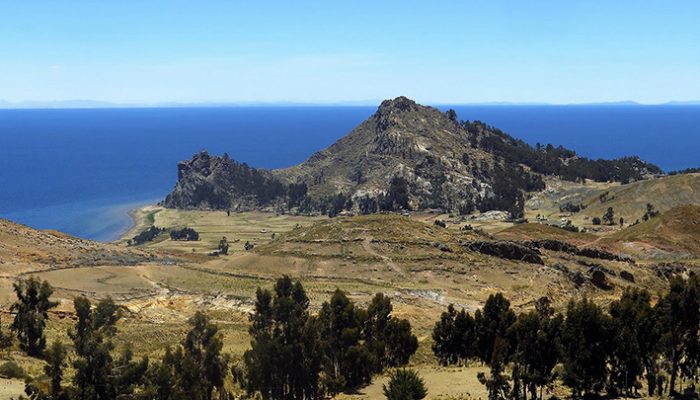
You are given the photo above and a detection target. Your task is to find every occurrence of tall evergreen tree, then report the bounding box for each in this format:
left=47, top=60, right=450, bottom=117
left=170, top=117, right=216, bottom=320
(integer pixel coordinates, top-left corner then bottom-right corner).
left=44, top=340, right=68, bottom=398
left=561, top=298, right=611, bottom=397
left=508, top=297, right=563, bottom=400
left=317, top=289, right=373, bottom=393
left=656, top=274, right=700, bottom=394
left=474, top=293, right=516, bottom=364
left=10, top=277, right=58, bottom=356
left=608, top=288, right=659, bottom=396
left=244, top=276, right=321, bottom=400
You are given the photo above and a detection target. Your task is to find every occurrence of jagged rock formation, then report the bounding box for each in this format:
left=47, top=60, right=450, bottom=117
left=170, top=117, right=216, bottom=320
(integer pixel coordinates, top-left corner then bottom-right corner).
left=163, top=97, right=661, bottom=214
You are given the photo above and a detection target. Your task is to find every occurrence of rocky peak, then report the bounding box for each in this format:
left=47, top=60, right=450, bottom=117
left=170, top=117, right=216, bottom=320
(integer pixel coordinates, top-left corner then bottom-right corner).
left=377, top=96, right=419, bottom=114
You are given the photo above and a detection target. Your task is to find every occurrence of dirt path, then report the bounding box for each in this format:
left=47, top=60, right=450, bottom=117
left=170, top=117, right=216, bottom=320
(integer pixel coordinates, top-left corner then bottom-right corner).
left=361, top=239, right=406, bottom=278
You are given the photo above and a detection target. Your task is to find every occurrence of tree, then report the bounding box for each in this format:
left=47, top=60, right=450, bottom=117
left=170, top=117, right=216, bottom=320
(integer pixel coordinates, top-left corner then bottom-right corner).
left=603, top=207, right=615, bottom=225
left=655, top=274, right=700, bottom=394
left=474, top=293, right=516, bottom=365
left=508, top=297, right=563, bottom=400
left=432, top=305, right=477, bottom=366
left=69, top=296, right=145, bottom=400
left=478, top=337, right=511, bottom=400
left=383, top=369, right=427, bottom=400
left=162, top=312, right=228, bottom=400
left=44, top=340, right=68, bottom=398
left=364, top=293, right=418, bottom=371
left=561, top=298, right=611, bottom=397
left=608, top=288, right=659, bottom=396
left=358, top=196, right=379, bottom=215
left=10, top=277, right=58, bottom=356
left=243, top=276, right=321, bottom=400
left=317, top=289, right=373, bottom=393
left=592, top=217, right=602, bottom=225
left=643, top=203, right=659, bottom=221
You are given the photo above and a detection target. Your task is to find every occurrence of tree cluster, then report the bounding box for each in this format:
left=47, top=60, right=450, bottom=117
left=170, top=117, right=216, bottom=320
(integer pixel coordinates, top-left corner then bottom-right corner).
left=7, top=278, right=229, bottom=400
left=128, top=226, right=164, bottom=246
left=432, top=276, right=700, bottom=399
left=241, top=277, right=418, bottom=399
left=464, top=120, right=662, bottom=184
left=169, top=227, right=199, bottom=241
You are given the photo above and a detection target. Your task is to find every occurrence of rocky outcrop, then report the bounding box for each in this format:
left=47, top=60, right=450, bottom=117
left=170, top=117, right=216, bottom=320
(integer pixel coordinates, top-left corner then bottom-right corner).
left=163, top=151, right=285, bottom=210
left=464, top=240, right=544, bottom=264
left=524, top=239, right=633, bottom=263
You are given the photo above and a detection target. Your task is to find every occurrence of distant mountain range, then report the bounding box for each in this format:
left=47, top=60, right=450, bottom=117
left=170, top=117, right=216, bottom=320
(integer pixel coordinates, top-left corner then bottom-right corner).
left=1, top=99, right=699, bottom=109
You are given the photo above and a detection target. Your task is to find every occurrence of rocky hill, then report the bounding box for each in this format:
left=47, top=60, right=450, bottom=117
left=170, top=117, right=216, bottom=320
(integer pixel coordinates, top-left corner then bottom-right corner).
left=163, top=97, right=661, bottom=216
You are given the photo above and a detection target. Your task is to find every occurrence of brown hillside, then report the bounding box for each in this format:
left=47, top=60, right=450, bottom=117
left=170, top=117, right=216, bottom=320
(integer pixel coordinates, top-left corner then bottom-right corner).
left=0, top=218, right=157, bottom=272
left=605, top=204, right=700, bottom=257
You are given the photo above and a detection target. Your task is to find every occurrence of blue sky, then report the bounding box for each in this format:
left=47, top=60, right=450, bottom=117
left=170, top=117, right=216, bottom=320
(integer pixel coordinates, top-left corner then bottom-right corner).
left=1, top=1, right=698, bottom=104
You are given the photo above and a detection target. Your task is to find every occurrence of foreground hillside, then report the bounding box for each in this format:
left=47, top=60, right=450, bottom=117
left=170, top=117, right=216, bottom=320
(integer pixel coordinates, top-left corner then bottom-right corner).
left=1, top=201, right=700, bottom=398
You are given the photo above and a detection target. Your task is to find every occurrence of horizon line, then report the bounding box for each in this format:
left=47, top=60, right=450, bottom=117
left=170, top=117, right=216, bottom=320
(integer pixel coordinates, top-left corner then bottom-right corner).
left=1, top=98, right=700, bottom=110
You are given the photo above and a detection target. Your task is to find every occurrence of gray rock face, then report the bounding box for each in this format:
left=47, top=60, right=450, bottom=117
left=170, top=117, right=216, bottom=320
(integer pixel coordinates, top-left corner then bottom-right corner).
left=163, top=151, right=283, bottom=210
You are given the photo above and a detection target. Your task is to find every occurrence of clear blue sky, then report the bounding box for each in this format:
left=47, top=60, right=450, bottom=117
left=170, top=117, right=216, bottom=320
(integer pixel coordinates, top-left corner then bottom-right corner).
left=1, top=1, right=698, bottom=104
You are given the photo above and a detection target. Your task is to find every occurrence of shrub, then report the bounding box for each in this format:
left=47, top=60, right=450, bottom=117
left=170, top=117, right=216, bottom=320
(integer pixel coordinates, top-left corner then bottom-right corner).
left=383, top=369, right=427, bottom=400
left=0, top=361, right=26, bottom=379
left=170, top=227, right=199, bottom=241
left=129, top=226, right=163, bottom=245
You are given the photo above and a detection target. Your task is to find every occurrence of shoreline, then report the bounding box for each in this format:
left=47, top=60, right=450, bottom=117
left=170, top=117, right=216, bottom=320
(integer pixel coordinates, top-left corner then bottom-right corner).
left=115, top=204, right=163, bottom=244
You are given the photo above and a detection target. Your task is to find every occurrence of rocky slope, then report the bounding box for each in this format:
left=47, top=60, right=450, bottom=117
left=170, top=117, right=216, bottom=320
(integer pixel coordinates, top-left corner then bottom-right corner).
left=163, top=97, right=661, bottom=215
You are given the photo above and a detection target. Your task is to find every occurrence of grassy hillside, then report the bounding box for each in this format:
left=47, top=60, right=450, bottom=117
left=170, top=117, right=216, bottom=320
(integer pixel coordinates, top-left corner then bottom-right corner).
left=603, top=204, right=700, bottom=257
left=580, top=173, right=700, bottom=223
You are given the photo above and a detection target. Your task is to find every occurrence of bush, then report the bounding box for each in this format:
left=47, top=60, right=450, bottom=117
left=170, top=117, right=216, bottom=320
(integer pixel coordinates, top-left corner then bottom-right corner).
left=0, top=361, right=27, bottom=379
left=129, top=226, right=163, bottom=246
left=170, top=227, right=199, bottom=241
left=592, top=217, right=602, bottom=225
left=383, top=369, right=427, bottom=400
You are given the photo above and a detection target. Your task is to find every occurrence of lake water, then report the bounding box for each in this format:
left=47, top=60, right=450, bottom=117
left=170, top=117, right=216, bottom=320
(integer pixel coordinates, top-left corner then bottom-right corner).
left=1, top=105, right=698, bottom=241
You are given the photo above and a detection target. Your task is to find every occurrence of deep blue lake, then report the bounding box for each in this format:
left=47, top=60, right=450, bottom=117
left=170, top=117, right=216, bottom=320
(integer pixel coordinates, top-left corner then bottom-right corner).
left=1, top=105, right=698, bottom=241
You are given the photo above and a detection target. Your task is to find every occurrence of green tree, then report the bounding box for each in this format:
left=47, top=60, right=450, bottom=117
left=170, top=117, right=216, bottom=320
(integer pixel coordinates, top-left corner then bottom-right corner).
left=561, top=298, right=611, bottom=397
left=478, top=337, right=511, bottom=400
left=432, top=305, right=479, bottom=366
left=603, top=207, right=615, bottom=225
left=318, top=289, right=373, bottom=393
left=69, top=296, right=145, bottom=400
left=474, top=293, right=516, bottom=365
left=44, top=340, right=68, bottom=398
left=508, top=297, right=563, bottom=400
left=10, top=277, right=58, bottom=357
left=243, top=276, right=321, bottom=400
left=159, top=312, right=228, bottom=400
left=608, top=288, right=659, bottom=396
left=655, top=274, right=700, bottom=394
left=383, top=369, right=427, bottom=400
left=364, top=293, right=418, bottom=371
